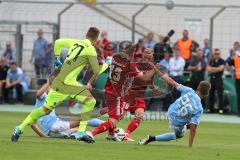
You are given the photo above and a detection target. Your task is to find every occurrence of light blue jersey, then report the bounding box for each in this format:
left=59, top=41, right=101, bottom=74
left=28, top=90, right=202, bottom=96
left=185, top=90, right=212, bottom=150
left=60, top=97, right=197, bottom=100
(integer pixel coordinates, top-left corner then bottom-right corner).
left=35, top=93, right=58, bottom=135
left=168, top=85, right=203, bottom=126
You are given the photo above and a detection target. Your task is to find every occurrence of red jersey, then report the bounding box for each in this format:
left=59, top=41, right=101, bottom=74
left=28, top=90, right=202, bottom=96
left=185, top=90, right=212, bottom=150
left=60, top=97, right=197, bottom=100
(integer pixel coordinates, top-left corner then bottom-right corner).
left=96, top=38, right=112, bottom=58
left=105, top=54, right=137, bottom=97
left=126, top=62, right=154, bottom=105
left=134, top=46, right=145, bottom=62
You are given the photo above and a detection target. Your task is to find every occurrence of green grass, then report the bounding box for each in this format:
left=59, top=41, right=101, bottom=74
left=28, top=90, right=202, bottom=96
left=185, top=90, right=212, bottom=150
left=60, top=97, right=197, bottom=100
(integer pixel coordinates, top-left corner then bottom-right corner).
left=0, top=111, right=240, bottom=160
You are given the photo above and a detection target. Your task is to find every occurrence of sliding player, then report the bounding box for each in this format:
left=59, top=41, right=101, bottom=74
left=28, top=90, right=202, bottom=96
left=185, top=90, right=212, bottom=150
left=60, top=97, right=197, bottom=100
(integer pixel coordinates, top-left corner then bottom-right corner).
left=139, top=67, right=211, bottom=148
left=31, top=78, right=104, bottom=138
left=11, top=27, right=107, bottom=142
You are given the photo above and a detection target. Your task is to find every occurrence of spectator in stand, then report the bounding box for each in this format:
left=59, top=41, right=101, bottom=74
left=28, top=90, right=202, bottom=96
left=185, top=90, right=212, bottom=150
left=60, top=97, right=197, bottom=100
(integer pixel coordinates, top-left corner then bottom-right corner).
left=154, top=35, right=172, bottom=63
left=206, top=48, right=225, bottom=114
left=144, top=32, right=156, bottom=49
left=226, top=44, right=240, bottom=117
left=176, top=29, right=197, bottom=68
left=187, top=48, right=206, bottom=91
left=190, top=40, right=199, bottom=56
left=1, top=41, right=16, bottom=65
left=96, top=31, right=112, bottom=58
left=159, top=52, right=170, bottom=75
left=0, top=57, right=9, bottom=103
left=43, top=43, right=53, bottom=76
left=6, top=61, right=29, bottom=103
left=226, top=42, right=240, bottom=73
left=30, top=29, right=48, bottom=77
left=229, top=41, right=240, bottom=58
left=169, top=46, right=185, bottom=99
left=134, top=39, right=145, bottom=62
left=203, top=38, right=211, bottom=64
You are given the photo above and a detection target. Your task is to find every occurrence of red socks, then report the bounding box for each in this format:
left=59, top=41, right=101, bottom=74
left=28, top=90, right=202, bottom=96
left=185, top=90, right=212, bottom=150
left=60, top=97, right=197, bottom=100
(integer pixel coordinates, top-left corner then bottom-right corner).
left=108, top=127, right=115, bottom=136
left=91, top=121, right=114, bottom=136
left=126, top=117, right=142, bottom=134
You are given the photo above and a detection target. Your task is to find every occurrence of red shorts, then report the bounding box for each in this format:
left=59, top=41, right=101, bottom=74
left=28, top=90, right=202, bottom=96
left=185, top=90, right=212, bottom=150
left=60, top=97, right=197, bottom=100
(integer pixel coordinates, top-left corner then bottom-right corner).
left=127, top=98, right=146, bottom=114
left=105, top=82, right=128, bottom=121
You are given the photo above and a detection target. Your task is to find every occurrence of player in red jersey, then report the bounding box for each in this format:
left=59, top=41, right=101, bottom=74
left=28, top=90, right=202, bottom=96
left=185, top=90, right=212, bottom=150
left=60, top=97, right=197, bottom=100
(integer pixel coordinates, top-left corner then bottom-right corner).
left=87, top=42, right=151, bottom=142
left=123, top=48, right=156, bottom=141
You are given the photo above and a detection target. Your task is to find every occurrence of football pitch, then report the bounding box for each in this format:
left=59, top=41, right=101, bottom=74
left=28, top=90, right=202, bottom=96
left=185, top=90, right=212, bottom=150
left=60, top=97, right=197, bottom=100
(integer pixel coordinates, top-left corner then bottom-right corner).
left=0, top=111, right=240, bottom=160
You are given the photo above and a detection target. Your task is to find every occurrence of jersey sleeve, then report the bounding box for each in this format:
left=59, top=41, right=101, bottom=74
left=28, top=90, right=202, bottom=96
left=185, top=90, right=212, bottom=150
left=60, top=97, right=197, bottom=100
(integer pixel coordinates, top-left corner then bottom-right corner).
left=177, top=84, right=193, bottom=94
left=128, top=62, right=139, bottom=77
left=87, top=46, right=101, bottom=74
left=190, top=110, right=203, bottom=125
left=98, top=63, right=109, bottom=75
left=54, top=39, right=79, bottom=57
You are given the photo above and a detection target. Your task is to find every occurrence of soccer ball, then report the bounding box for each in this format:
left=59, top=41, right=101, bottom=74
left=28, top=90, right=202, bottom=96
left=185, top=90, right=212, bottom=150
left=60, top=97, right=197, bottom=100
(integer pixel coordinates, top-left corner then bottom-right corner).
left=114, top=128, right=126, bottom=140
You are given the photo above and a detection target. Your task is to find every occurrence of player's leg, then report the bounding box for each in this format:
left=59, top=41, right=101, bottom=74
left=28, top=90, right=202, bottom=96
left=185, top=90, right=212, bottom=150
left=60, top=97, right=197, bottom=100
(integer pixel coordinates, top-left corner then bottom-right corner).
left=124, top=108, right=144, bottom=141
left=91, top=95, right=121, bottom=139
left=11, top=89, right=67, bottom=142
left=71, top=89, right=97, bottom=142
left=139, top=125, right=186, bottom=145
left=207, top=82, right=215, bottom=113
left=87, top=118, right=105, bottom=127
left=124, top=99, right=145, bottom=141
left=75, top=95, right=96, bottom=131
left=11, top=106, right=51, bottom=142
left=107, top=99, right=127, bottom=140
left=91, top=116, right=118, bottom=137
left=68, top=117, right=104, bottom=128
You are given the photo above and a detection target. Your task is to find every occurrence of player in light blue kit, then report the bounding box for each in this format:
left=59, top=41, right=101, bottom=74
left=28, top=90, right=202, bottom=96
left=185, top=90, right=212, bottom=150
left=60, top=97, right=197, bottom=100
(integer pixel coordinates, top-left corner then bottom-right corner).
left=139, top=66, right=211, bottom=148
left=31, top=77, right=104, bottom=138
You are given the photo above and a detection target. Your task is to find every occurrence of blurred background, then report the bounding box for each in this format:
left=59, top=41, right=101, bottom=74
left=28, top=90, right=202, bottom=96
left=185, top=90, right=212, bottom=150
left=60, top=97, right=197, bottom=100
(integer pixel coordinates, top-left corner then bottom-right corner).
left=0, top=0, right=240, bottom=118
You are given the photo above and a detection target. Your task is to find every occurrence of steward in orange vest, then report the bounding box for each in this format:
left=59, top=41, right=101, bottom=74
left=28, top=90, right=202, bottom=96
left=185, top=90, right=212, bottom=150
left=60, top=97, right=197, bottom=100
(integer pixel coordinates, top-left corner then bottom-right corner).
left=177, top=38, right=192, bottom=60
left=228, top=52, right=240, bottom=116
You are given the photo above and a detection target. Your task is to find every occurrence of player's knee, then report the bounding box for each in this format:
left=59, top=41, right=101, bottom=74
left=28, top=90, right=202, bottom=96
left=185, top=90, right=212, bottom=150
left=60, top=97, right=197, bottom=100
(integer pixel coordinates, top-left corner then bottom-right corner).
left=175, top=132, right=184, bottom=139
left=109, top=118, right=118, bottom=128
left=43, top=107, right=52, bottom=115
left=135, top=108, right=144, bottom=119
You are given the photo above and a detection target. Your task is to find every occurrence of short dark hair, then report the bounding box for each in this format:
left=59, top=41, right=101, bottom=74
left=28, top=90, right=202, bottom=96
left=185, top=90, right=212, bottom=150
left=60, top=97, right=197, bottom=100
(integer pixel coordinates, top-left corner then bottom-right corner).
left=234, top=41, right=239, bottom=45
left=86, top=27, right=100, bottom=40
left=10, top=61, right=17, bottom=65
left=197, top=81, right=211, bottom=97
left=95, top=46, right=102, bottom=56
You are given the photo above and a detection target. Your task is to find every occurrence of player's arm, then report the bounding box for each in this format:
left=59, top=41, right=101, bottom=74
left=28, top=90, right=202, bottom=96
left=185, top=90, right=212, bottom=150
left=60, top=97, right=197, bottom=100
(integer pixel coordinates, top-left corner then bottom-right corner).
left=87, top=63, right=108, bottom=88
left=207, top=64, right=225, bottom=73
left=31, top=123, right=49, bottom=138
left=87, top=50, right=109, bottom=89
left=54, top=39, right=79, bottom=57
left=153, top=64, right=179, bottom=89
left=134, top=69, right=155, bottom=81
left=36, top=83, right=49, bottom=99
left=189, top=124, right=197, bottom=148
left=187, top=65, right=198, bottom=71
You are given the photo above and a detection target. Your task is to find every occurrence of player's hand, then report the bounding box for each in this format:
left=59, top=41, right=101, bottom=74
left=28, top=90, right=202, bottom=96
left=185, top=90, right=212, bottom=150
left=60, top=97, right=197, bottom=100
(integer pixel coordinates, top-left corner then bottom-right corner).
left=155, top=63, right=160, bottom=69
left=86, top=83, right=93, bottom=91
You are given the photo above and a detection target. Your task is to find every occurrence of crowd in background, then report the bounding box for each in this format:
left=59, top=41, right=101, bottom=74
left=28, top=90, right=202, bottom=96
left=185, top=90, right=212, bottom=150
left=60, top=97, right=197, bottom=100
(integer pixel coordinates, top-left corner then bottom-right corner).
left=95, top=29, right=240, bottom=116
left=0, top=29, right=54, bottom=104
left=1, top=28, right=240, bottom=116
